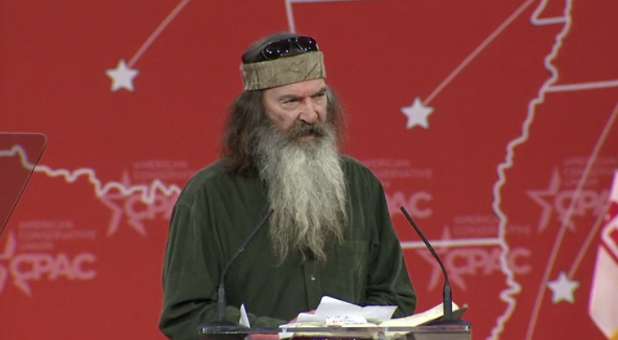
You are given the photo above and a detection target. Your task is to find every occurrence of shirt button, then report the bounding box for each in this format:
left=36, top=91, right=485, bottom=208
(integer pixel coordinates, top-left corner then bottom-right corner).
left=310, top=275, right=316, bottom=281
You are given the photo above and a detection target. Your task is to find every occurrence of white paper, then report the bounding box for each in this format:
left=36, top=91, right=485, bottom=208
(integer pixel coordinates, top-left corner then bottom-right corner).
left=239, top=304, right=251, bottom=327
left=361, top=305, right=398, bottom=323
left=294, top=296, right=397, bottom=325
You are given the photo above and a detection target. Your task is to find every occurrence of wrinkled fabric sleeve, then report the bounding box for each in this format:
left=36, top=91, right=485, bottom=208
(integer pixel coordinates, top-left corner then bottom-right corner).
left=364, top=182, right=417, bottom=317
left=159, top=199, right=284, bottom=340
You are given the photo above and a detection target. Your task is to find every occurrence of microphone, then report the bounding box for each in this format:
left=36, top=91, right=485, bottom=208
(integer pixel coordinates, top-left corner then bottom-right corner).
left=399, top=206, right=455, bottom=322
left=215, top=208, right=274, bottom=324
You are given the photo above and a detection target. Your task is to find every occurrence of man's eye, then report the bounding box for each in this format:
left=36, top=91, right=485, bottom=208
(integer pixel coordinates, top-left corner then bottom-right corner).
left=281, top=100, right=299, bottom=109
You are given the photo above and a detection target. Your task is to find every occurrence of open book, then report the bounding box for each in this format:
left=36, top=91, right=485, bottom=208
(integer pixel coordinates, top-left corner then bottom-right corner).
left=279, top=299, right=467, bottom=339
left=281, top=297, right=467, bottom=328
left=380, top=302, right=468, bottom=327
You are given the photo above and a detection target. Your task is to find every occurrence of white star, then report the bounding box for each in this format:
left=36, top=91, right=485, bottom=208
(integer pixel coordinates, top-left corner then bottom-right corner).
left=527, top=169, right=561, bottom=233
left=401, top=97, right=434, bottom=129
left=547, top=272, right=579, bottom=303
left=100, top=172, right=149, bottom=237
left=106, top=59, right=139, bottom=92
left=0, top=232, right=16, bottom=260
left=416, top=228, right=467, bottom=291
left=0, top=233, right=17, bottom=293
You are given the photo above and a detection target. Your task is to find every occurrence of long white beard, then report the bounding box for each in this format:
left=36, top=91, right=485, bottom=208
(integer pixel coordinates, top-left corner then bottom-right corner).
left=255, top=122, right=347, bottom=262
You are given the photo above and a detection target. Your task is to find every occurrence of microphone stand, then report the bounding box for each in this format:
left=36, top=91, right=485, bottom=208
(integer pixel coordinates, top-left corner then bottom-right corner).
left=400, top=206, right=464, bottom=324
left=202, top=209, right=274, bottom=333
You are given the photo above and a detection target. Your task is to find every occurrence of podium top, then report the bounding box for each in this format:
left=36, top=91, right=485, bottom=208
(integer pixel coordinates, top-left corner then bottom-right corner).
left=199, top=322, right=471, bottom=339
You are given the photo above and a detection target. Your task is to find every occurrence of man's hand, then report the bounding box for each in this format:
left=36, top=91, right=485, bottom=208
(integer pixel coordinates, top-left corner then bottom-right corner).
left=287, top=309, right=315, bottom=324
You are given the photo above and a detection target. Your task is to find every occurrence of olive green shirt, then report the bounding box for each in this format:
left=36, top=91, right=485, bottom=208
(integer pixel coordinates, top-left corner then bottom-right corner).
left=159, top=157, right=416, bottom=339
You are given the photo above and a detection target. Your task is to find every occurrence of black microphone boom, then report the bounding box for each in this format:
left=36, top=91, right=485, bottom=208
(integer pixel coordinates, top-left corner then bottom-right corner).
left=400, top=206, right=454, bottom=322
left=216, top=208, right=274, bottom=323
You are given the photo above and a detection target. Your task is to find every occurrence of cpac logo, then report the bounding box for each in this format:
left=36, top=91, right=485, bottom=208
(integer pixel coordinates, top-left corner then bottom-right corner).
left=101, top=174, right=178, bottom=236
left=418, top=244, right=531, bottom=291
left=527, top=169, right=609, bottom=232
left=0, top=233, right=96, bottom=296
left=386, top=191, right=432, bottom=218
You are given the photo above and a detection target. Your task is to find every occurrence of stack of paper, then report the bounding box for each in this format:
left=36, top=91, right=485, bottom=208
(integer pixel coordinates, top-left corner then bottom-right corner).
left=281, top=296, right=465, bottom=329
left=291, top=296, right=397, bottom=326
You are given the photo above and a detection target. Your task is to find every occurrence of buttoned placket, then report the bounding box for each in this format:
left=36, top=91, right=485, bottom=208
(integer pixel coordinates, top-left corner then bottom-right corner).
left=302, top=259, right=321, bottom=307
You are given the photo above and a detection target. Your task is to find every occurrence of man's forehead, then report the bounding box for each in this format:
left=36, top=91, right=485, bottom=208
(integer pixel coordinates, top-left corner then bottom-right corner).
left=266, top=78, right=327, bottom=97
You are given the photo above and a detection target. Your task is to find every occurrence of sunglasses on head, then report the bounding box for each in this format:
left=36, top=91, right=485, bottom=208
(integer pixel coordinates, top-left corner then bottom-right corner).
left=259, top=36, right=319, bottom=61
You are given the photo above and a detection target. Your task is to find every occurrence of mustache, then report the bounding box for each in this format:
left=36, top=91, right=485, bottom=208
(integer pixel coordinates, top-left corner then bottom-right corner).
left=287, top=122, right=327, bottom=140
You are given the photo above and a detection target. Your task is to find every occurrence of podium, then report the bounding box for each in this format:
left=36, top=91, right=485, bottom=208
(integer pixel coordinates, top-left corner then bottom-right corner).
left=199, top=322, right=471, bottom=340
left=0, top=132, right=47, bottom=235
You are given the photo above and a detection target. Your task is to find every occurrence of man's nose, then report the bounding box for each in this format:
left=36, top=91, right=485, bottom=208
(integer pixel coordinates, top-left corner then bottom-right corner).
left=298, top=98, right=319, bottom=124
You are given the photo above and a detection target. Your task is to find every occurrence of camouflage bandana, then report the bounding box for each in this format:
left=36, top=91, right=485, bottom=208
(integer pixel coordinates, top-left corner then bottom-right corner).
left=241, top=51, right=326, bottom=90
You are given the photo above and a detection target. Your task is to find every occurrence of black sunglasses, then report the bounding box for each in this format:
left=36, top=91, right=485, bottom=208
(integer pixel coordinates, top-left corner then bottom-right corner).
left=259, top=36, right=319, bottom=61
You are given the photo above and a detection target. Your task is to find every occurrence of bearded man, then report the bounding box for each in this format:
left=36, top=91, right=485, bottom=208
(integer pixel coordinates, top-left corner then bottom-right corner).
left=159, top=33, right=416, bottom=339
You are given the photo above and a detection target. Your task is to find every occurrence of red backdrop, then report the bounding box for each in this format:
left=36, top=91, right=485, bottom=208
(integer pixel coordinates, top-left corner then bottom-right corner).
left=1, top=0, right=617, bottom=339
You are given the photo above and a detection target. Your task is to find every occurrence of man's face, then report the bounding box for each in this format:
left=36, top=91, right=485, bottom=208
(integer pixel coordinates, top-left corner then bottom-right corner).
left=262, top=79, right=328, bottom=136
